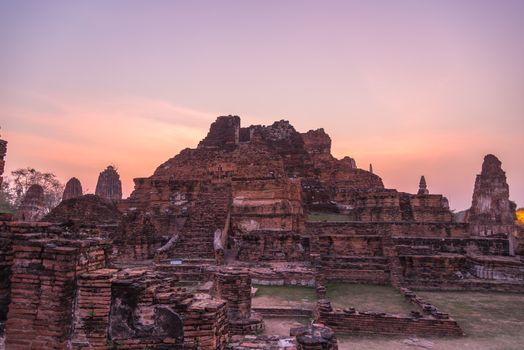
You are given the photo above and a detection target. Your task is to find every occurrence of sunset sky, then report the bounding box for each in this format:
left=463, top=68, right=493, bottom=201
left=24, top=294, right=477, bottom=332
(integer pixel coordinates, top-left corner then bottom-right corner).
left=1, top=0, right=523, bottom=210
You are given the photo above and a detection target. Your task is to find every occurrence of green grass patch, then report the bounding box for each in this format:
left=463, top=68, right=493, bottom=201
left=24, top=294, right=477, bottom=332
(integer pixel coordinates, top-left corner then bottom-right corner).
left=252, top=285, right=317, bottom=308
left=419, top=291, right=524, bottom=340
left=326, top=282, right=414, bottom=314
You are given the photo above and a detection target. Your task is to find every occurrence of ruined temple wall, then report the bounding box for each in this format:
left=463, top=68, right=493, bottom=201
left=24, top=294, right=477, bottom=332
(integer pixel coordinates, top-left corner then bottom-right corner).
left=468, top=255, right=524, bottom=281
left=393, top=237, right=510, bottom=256
left=198, top=115, right=240, bottom=149
left=346, top=191, right=403, bottom=221
left=306, top=222, right=470, bottom=239
left=0, top=235, right=12, bottom=324
left=236, top=230, right=310, bottom=261
left=71, top=269, right=117, bottom=349
left=184, top=298, right=229, bottom=350
left=5, top=238, right=110, bottom=349
left=399, top=255, right=467, bottom=287
left=316, top=235, right=383, bottom=256
left=318, top=256, right=391, bottom=284
left=410, top=194, right=454, bottom=222
left=316, top=302, right=462, bottom=337
left=231, top=178, right=304, bottom=233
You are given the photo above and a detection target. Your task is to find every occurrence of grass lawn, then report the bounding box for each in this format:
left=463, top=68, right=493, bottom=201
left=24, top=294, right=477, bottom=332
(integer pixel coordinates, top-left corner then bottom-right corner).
left=252, top=285, right=317, bottom=309
left=326, top=282, right=415, bottom=314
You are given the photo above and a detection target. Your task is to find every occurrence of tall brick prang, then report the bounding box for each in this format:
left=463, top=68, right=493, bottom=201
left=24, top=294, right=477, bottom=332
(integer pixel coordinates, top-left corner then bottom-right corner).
left=0, top=138, right=6, bottom=188
left=62, top=177, right=83, bottom=201
left=95, top=165, right=122, bottom=201
left=466, top=154, right=516, bottom=236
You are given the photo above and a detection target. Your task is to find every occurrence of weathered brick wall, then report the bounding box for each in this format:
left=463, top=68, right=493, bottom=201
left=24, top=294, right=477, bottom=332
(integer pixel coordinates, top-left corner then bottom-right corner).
left=215, top=270, right=252, bottom=320
left=399, top=254, right=467, bottom=287
left=198, top=115, right=240, bottom=149
left=316, top=300, right=463, bottom=337
left=410, top=194, right=454, bottom=222
left=393, top=237, right=510, bottom=256
left=316, top=235, right=383, bottom=256
left=5, top=239, right=105, bottom=349
left=318, top=256, right=390, bottom=284
left=184, top=298, right=229, bottom=350
left=306, top=221, right=470, bottom=239
left=71, top=268, right=117, bottom=349
left=349, top=190, right=403, bottom=221
left=214, top=269, right=264, bottom=335
left=236, top=230, right=310, bottom=261
left=114, top=210, right=164, bottom=261
left=467, top=255, right=524, bottom=281
left=108, top=269, right=228, bottom=350
left=231, top=177, right=304, bottom=233
left=0, top=236, right=12, bottom=325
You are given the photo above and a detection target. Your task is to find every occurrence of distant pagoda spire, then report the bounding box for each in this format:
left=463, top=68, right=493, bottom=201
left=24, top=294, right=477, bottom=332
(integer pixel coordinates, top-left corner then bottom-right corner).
left=418, top=175, right=429, bottom=195
left=369, top=163, right=373, bottom=174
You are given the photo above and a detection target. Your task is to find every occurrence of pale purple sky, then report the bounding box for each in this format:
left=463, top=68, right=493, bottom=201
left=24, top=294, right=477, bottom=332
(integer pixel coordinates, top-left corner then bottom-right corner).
left=1, top=0, right=523, bottom=210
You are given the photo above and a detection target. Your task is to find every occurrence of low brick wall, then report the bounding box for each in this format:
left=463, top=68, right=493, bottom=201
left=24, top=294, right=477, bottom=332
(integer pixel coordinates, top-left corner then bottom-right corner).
left=316, top=300, right=463, bottom=337
left=252, top=306, right=313, bottom=318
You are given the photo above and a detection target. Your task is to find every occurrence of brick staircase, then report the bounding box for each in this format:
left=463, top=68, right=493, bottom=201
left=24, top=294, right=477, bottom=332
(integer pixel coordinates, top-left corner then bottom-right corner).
left=382, top=233, right=405, bottom=289
left=170, top=184, right=231, bottom=259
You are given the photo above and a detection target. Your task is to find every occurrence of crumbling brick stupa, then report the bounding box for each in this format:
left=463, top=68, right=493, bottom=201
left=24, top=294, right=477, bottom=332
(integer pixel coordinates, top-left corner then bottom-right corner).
left=0, top=116, right=522, bottom=349
left=0, top=138, right=6, bottom=188
left=62, top=177, right=83, bottom=201
left=465, top=154, right=516, bottom=236
left=95, top=165, right=123, bottom=201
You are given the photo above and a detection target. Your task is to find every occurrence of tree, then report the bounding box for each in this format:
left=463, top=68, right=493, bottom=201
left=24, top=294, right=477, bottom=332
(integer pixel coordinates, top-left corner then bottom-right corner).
left=0, top=180, right=15, bottom=213
left=4, top=167, right=64, bottom=214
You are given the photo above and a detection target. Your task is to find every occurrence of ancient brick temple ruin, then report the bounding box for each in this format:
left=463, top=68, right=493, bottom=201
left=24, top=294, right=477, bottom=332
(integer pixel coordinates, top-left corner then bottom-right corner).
left=96, top=166, right=123, bottom=201
left=63, top=177, right=83, bottom=201
left=0, top=138, right=6, bottom=188
left=0, top=116, right=523, bottom=349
